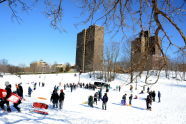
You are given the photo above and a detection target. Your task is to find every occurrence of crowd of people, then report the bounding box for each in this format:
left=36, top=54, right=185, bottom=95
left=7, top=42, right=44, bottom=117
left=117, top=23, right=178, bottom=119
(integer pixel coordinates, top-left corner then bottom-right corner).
left=0, top=80, right=161, bottom=112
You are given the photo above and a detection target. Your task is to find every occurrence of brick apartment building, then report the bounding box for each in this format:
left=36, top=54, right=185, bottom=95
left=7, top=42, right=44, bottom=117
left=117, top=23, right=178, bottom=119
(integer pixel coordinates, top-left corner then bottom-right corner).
left=131, top=31, right=166, bottom=71
left=76, top=25, right=104, bottom=72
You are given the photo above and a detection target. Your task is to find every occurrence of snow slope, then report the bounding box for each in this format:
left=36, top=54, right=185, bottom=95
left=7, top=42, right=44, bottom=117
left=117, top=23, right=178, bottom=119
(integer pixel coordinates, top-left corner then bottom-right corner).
left=0, top=72, right=186, bottom=124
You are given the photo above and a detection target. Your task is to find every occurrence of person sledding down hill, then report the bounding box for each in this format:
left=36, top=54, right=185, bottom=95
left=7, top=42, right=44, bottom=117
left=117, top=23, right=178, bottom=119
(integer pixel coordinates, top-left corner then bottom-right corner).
left=50, top=90, right=59, bottom=108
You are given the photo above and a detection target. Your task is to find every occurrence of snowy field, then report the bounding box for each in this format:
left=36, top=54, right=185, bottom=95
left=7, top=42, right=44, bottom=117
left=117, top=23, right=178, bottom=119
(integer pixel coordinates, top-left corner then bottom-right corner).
left=0, top=72, right=186, bottom=124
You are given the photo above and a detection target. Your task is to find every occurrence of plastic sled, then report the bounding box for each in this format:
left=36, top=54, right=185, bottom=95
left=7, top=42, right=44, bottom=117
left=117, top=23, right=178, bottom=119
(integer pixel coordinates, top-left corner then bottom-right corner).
left=33, top=110, right=48, bottom=115
left=33, top=102, right=48, bottom=109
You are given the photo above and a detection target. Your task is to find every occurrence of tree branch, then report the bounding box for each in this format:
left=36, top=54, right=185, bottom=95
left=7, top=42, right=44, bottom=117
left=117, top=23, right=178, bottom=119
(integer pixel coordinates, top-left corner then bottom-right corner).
left=0, top=0, right=6, bottom=4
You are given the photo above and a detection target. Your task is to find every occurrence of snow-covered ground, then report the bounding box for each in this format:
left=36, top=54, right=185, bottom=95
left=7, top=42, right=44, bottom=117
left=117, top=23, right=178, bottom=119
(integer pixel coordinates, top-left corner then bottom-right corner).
left=0, top=72, right=186, bottom=124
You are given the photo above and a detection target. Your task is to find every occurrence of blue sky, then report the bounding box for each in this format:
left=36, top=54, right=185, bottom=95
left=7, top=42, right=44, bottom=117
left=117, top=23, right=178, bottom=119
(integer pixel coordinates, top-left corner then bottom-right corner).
left=0, top=0, right=86, bottom=66
left=0, top=0, right=185, bottom=66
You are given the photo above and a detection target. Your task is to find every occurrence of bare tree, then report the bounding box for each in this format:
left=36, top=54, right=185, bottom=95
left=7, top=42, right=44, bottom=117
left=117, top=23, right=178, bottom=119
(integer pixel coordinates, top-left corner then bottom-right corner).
left=104, top=42, right=121, bottom=81
left=0, top=59, right=9, bottom=73
left=0, top=0, right=63, bottom=29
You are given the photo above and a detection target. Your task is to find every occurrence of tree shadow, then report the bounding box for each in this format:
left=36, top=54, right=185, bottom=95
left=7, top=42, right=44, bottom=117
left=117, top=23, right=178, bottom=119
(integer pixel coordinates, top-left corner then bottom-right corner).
left=0, top=110, right=72, bottom=124
left=138, top=97, right=146, bottom=101
left=166, top=84, right=186, bottom=88
left=112, top=103, right=123, bottom=106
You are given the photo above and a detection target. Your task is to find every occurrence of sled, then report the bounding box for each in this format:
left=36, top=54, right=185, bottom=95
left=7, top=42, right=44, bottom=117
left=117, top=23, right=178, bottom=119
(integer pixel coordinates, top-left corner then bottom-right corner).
left=32, top=102, right=49, bottom=115
left=33, top=110, right=48, bottom=115
left=0, top=89, right=6, bottom=98
left=37, top=97, right=47, bottom=100
left=33, top=102, right=48, bottom=109
left=0, top=89, right=22, bottom=103
left=82, top=101, right=88, bottom=104
left=121, top=100, right=126, bottom=105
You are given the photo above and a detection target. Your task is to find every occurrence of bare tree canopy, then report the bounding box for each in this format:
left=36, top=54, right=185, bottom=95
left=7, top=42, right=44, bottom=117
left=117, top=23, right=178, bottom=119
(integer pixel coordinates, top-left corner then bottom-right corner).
left=0, top=0, right=63, bottom=29
left=80, top=0, right=186, bottom=51
left=1, top=0, right=185, bottom=49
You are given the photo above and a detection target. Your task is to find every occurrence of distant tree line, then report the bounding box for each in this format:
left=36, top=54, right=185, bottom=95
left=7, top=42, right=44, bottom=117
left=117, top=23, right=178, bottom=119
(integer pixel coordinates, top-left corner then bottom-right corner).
left=0, top=59, right=74, bottom=74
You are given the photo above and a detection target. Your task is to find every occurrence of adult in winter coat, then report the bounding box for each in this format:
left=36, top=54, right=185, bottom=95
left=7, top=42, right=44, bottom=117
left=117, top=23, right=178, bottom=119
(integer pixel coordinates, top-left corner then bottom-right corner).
left=28, top=86, right=32, bottom=97
left=94, top=92, right=98, bottom=105
left=102, top=93, right=108, bottom=110
left=129, top=94, right=133, bottom=105
left=59, top=89, right=65, bottom=109
left=146, top=95, right=152, bottom=110
left=158, top=91, right=161, bottom=102
left=17, top=84, right=23, bottom=98
left=119, top=86, right=121, bottom=92
left=50, top=90, right=59, bottom=108
left=151, top=91, right=156, bottom=102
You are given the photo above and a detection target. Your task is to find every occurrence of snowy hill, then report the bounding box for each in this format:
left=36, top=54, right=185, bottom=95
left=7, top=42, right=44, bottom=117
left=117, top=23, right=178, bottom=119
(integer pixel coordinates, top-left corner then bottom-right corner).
left=0, top=72, right=186, bottom=124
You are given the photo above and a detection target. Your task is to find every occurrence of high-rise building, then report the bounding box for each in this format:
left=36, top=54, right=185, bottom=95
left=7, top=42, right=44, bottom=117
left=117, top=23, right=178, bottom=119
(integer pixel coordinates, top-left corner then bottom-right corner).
left=76, top=25, right=104, bottom=72
left=131, top=30, right=166, bottom=70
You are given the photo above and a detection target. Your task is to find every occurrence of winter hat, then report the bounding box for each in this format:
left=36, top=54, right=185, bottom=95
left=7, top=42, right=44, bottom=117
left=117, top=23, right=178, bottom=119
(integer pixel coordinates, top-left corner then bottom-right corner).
left=5, top=81, right=10, bottom=86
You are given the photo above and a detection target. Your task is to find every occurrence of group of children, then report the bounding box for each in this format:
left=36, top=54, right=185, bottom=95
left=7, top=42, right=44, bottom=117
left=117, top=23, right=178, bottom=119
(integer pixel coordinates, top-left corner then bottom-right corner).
left=0, top=82, right=23, bottom=112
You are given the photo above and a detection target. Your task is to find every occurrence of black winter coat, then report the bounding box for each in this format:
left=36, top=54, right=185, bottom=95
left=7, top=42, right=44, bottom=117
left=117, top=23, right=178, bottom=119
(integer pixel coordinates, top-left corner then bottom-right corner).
left=59, top=92, right=65, bottom=101
left=5, top=86, right=12, bottom=99
left=146, top=95, right=152, bottom=104
left=102, top=95, right=108, bottom=103
left=17, top=86, right=23, bottom=97
left=51, top=92, right=59, bottom=103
